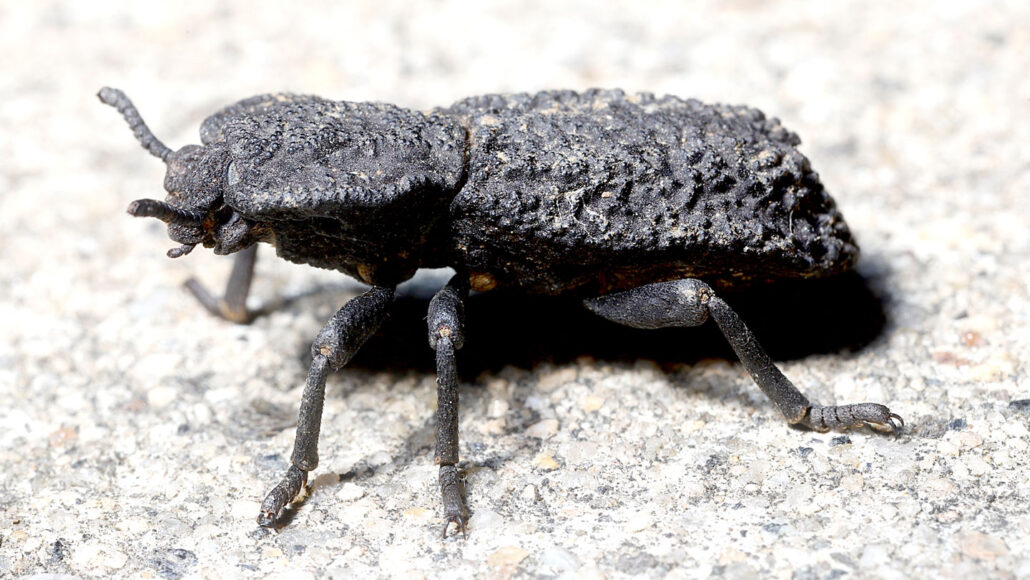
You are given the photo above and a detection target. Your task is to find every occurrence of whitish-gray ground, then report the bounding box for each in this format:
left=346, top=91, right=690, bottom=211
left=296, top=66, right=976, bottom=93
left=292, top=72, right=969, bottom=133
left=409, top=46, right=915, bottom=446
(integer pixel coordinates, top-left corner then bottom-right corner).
left=1, top=1, right=1028, bottom=578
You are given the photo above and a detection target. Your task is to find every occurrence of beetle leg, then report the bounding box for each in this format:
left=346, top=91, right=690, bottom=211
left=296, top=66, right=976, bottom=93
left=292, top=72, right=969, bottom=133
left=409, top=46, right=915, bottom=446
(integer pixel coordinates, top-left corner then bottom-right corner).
left=184, top=244, right=258, bottom=324
left=583, top=279, right=903, bottom=434
left=258, top=285, right=395, bottom=528
left=428, top=275, right=471, bottom=538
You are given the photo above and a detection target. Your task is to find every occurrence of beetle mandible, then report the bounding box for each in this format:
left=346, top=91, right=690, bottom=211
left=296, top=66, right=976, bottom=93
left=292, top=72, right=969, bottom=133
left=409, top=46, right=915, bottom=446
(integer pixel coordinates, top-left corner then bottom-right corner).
left=99, top=87, right=902, bottom=538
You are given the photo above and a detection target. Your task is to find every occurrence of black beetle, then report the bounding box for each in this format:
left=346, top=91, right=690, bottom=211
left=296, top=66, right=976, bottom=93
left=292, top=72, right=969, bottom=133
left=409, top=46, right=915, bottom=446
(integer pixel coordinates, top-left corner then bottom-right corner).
left=99, top=87, right=902, bottom=538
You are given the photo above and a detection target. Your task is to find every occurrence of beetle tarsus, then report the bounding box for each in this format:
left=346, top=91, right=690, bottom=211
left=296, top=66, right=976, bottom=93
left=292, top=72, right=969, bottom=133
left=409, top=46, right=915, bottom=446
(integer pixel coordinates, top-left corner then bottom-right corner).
left=803, top=404, right=905, bottom=435
left=257, top=465, right=307, bottom=527
left=439, top=465, right=469, bottom=539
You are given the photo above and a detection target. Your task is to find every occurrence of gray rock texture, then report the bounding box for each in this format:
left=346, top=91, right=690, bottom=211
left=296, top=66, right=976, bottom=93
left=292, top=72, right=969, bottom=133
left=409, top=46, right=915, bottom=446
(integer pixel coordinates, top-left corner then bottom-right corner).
left=1, top=1, right=1028, bottom=578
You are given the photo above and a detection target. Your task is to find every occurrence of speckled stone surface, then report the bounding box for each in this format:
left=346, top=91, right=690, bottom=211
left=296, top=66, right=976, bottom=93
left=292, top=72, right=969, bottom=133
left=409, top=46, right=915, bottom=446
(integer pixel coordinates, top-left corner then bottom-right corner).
left=2, top=1, right=1028, bottom=578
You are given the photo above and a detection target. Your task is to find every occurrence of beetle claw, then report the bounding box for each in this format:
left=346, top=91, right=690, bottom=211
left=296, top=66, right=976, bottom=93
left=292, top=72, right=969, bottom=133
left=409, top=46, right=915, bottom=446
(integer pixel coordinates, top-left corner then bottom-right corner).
left=885, top=413, right=905, bottom=435
left=257, top=509, right=279, bottom=529
left=856, top=409, right=905, bottom=435
left=441, top=514, right=468, bottom=540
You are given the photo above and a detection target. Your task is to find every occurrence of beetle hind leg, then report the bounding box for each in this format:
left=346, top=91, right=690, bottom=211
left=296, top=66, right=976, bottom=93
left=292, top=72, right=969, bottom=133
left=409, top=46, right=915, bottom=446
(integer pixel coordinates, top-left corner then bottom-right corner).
left=583, top=279, right=903, bottom=434
left=184, top=244, right=258, bottom=324
left=428, top=275, right=471, bottom=538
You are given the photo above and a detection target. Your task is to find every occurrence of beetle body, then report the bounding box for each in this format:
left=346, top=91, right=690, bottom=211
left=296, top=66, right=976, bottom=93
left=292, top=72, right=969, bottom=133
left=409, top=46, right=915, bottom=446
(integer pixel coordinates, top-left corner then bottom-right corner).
left=129, top=88, right=857, bottom=293
left=100, top=87, right=899, bottom=538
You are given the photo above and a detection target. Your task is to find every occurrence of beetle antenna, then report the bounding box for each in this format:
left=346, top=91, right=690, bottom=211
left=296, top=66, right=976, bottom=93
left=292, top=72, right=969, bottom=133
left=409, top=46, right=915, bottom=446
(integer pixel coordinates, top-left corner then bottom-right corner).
left=127, top=198, right=205, bottom=227
left=97, top=87, right=173, bottom=162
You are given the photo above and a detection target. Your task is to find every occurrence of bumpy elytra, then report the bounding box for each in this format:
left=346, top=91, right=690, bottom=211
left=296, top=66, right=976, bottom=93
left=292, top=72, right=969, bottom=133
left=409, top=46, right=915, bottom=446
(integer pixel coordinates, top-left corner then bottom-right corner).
left=100, top=87, right=902, bottom=538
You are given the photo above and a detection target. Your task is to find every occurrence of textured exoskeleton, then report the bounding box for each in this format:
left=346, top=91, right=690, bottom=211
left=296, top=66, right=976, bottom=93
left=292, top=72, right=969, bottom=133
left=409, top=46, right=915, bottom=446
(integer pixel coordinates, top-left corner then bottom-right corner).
left=100, top=87, right=902, bottom=538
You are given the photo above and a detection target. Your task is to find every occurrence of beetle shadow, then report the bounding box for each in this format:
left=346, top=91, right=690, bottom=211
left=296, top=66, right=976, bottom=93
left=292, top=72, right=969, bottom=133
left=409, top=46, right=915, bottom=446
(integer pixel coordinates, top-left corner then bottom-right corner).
left=348, top=269, right=889, bottom=379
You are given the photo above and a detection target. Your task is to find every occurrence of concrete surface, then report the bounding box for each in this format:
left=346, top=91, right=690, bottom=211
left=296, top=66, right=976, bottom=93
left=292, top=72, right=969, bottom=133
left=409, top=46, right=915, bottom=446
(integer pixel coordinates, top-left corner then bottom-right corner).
left=1, top=1, right=1028, bottom=578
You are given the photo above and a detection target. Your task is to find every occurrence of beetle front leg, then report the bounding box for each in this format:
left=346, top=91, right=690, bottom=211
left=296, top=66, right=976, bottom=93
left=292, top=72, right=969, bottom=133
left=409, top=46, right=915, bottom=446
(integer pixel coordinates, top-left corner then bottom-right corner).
left=257, top=285, right=395, bottom=528
left=184, top=244, right=258, bottom=324
left=583, top=279, right=903, bottom=434
left=428, top=275, right=470, bottom=538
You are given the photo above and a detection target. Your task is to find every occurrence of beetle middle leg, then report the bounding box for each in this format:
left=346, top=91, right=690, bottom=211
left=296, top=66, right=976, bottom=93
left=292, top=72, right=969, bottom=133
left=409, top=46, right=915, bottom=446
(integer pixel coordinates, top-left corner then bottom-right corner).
left=257, top=285, right=395, bottom=527
left=583, top=279, right=903, bottom=433
left=184, top=244, right=258, bottom=324
left=427, top=274, right=471, bottom=538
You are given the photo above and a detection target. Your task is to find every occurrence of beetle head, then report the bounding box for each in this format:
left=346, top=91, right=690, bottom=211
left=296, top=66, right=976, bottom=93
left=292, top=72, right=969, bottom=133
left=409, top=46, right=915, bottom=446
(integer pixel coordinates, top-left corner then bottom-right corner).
left=99, top=87, right=256, bottom=258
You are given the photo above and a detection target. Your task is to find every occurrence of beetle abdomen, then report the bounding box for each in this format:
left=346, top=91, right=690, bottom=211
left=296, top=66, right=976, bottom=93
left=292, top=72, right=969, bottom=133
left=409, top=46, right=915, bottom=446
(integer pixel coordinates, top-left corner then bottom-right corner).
left=445, top=89, right=857, bottom=295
